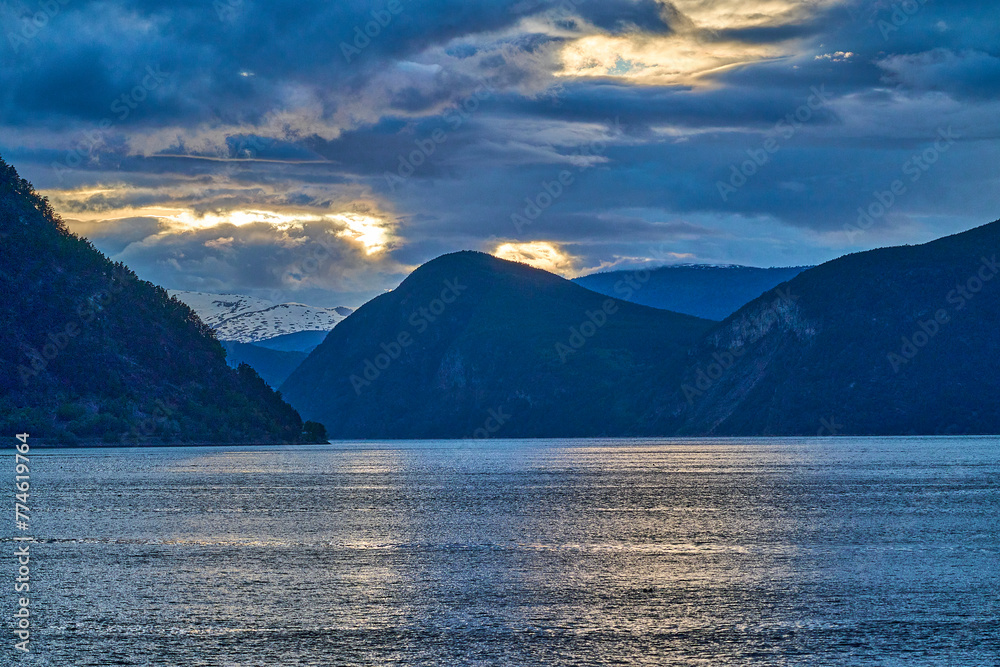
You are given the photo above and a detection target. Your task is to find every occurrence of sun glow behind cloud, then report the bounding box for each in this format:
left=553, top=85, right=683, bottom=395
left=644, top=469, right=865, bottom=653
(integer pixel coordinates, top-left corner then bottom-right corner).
left=164, top=209, right=308, bottom=230
left=667, top=0, right=836, bottom=30
left=44, top=184, right=396, bottom=256
left=332, top=213, right=391, bottom=255
left=492, top=241, right=580, bottom=276
left=556, top=0, right=843, bottom=85
left=164, top=209, right=392, bottom=255
left=558, top=34, right=780, bottom=84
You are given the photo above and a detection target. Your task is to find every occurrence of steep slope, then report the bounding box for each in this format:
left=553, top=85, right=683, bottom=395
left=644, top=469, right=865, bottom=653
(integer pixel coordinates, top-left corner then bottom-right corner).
left=662, top=220, right=1000, bottom=435
left=220, top=341, right=308, bottom=388
left=169, top=290, right=351, bottom=343
left=0, top=157, right=305, bottom=444
left=281, top=251, right=714, bottom=438
left=573, top=264, right=809, bottom=320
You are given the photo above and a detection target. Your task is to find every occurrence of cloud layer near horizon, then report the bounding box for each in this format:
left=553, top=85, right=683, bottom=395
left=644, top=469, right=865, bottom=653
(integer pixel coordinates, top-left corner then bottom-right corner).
left=2, top=0, right=998, bottom=306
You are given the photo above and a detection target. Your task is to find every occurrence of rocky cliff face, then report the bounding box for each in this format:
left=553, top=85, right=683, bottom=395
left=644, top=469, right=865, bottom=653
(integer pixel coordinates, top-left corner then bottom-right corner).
left=660, top=219, right=1000, bottom=435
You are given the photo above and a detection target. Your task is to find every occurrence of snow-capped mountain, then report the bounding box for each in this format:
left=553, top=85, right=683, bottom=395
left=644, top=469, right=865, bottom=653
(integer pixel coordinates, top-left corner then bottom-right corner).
left=169, top=290, right=352, bottom=343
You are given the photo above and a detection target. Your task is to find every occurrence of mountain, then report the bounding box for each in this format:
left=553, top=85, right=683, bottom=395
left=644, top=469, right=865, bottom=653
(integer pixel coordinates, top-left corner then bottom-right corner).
left=169, top=290, right=351, bottom=344
left=280, top=251, right=714, bottom=438
left=169, top=291, right=352, bottom=386
left=220, top=341, right=308, bottom=389
left=660, top=219, right=1000, bottom=435
left=0, top=157, right=309, bottom=445
left=218, top=330, right=331, bottom=389
left=254, top=330, right=330, bottom=353
left=573, top=264, right=809, bottom=320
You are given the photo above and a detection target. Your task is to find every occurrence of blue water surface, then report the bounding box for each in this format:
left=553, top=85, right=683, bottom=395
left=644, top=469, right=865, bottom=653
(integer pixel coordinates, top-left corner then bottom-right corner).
left=4, top=437, right=998, bottom=665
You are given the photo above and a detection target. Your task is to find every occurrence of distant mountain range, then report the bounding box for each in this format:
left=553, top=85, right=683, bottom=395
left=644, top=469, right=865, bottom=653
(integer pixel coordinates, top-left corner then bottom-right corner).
left=0, top=157, right=312, bottom=444
left=168, top=291, right=352, bottom=387
left=5, top=151, right=998, bottom=440
left=218, top=331, right=334, bottom=387
left=218, top=341, right=309, bottom=390
left=168, top=290, right=351, bottom=343
left=253, top=330, right=331, bottom=353
left=282, top=222, right=1000, bottom=437
left=573, top=264, right=809, bottom=320
left=175, top=266, right=812, bottom=391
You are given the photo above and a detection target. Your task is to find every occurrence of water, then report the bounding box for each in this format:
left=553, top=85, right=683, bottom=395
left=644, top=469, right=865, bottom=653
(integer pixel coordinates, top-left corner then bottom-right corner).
left=4, top=437, right=999, bottom=665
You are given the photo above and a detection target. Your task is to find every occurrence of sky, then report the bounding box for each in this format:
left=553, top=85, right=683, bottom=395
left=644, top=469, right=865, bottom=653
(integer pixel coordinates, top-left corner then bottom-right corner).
left=2, top=0, right=998, bottom=307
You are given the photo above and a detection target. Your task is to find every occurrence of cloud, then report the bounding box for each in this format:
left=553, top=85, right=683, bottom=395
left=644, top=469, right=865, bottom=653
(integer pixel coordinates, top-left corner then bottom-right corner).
left=94, top=216, right=411, bottom=307
left=492, top=240, right=581, bottom=276
left=815, top=51, right=855, bottom=62
left=1, top=0, right=998, bottom=306
left=878, top=49, right=1000, bottom=100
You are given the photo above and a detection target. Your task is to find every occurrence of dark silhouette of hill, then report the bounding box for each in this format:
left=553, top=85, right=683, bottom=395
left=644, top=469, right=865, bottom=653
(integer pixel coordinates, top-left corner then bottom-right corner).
left=659, top=219, right=1000, bottom=435
left=280, top=252, right=713, bottom=438
left=0, top=157, right=307, bottom=444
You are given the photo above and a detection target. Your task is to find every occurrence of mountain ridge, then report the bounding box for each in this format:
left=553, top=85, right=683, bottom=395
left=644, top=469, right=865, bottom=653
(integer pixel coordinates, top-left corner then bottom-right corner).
left=281, top=222, right=1000, bottom=438
left=169, top=290, right=352, bottom=343
left=281, top=251, right=714, bottom=438
left=660, top=219, right=1000, bottom=435
left=573, top=263, right=811, bottom=320
left=0, top=157, right=309, bottom=444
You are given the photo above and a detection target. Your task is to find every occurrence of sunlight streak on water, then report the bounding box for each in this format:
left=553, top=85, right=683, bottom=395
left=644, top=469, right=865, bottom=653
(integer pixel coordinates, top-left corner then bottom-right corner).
left=3, top=438, right=998, bottom=665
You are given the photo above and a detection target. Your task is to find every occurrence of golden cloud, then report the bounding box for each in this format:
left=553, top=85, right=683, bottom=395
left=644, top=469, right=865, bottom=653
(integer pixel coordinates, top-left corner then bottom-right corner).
left=492, top=241, right=581, bottom=276
left=556, top=0, right=844, bottom=85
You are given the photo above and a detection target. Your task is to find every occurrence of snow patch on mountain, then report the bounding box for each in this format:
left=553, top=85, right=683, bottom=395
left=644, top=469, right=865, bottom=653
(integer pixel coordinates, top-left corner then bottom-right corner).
left=169, top=291, right=352, bottom=343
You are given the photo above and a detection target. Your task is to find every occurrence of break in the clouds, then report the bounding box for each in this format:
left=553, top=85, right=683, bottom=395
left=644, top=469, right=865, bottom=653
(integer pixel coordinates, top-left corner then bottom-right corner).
left=1, top=0, right=998, bottom=305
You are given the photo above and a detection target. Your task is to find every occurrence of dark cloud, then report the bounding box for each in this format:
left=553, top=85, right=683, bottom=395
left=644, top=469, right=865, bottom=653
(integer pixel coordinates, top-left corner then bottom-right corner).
left=878, top=49, right=1000, bottom=100
left=103, top=219, right=411, bottom=307
left=1, top=0, right=999, bottom=303
left=574, top=0, right=672, bottom=34
left=68, top=216, right=168, bottom=255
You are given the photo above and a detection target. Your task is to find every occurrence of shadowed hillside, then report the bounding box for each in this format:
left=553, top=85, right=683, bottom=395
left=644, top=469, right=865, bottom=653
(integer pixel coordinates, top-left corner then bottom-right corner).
left=657, top=220, right=1000, bottom=435
left=0, top=157, right=307, bottom=444
left=281, top=251, right=714, bottom=438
